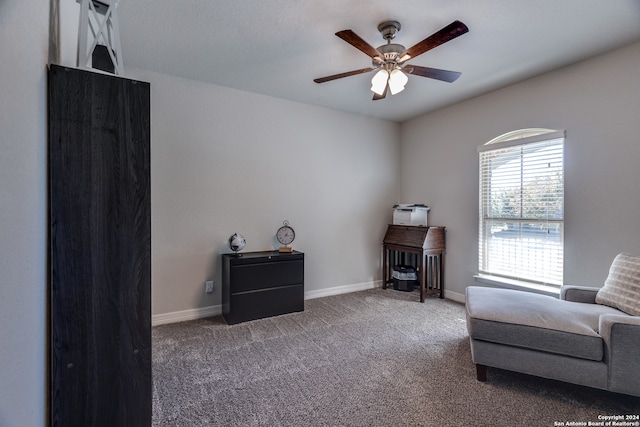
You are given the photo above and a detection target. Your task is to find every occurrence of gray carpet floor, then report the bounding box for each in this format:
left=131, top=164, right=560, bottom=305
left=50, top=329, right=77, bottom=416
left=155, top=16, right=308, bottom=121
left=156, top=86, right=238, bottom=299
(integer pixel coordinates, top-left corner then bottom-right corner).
left=152, top=288, right=639, bottom=426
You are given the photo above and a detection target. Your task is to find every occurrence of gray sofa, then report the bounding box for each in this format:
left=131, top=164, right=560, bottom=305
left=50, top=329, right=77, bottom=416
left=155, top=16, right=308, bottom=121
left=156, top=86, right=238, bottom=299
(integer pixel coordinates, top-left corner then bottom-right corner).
left=465, top=253, right=640, bottom=397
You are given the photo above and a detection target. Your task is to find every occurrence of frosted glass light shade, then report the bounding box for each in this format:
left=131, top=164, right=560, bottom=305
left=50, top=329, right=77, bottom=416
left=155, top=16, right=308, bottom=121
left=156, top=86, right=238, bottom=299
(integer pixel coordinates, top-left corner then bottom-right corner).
left=389, top=69, right=408, bottom=95
left=370, top=69, right=389, bottom=95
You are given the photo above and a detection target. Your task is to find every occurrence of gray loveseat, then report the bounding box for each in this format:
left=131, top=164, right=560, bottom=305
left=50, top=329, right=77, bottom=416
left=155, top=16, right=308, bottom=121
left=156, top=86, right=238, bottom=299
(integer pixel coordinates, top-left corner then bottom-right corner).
left=465, top=253, right=640, bottom=397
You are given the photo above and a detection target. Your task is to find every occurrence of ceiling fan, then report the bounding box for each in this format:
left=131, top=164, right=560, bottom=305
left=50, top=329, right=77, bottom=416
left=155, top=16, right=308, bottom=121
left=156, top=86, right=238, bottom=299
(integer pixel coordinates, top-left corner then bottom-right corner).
left=314, top=20, right=469, bottom=100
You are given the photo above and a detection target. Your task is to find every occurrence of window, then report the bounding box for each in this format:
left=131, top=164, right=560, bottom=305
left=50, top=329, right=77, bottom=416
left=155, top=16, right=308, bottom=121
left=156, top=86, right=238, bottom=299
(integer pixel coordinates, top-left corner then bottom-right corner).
left=478, top=129, right=564, bottom=287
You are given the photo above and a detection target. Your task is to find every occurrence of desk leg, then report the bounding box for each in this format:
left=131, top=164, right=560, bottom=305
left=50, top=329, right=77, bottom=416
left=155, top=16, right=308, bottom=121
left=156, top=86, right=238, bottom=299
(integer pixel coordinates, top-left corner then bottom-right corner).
left=382, top=247, right=388, bottom=289
left=419, top=253, right=425, bottom=303
left=440, top=250, right=445, bottom=299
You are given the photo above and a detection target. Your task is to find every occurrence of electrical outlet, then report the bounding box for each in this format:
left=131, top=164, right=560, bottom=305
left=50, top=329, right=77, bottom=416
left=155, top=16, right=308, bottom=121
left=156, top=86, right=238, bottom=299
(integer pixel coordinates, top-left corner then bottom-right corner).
left=205, top=280, right=214, bottom=293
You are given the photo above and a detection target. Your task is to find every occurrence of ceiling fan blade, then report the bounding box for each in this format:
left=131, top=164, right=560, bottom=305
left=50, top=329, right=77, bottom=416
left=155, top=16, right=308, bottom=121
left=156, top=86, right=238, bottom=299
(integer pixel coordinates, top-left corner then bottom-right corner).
left=399, top=20, right=468, bottom=61
left=404, top=65, right=462, bottom=83
left=314, top=67, right=375, bottom=83
left=336, top=30, right=382, bottom=59
left=372, top=83, right=388, bottom=101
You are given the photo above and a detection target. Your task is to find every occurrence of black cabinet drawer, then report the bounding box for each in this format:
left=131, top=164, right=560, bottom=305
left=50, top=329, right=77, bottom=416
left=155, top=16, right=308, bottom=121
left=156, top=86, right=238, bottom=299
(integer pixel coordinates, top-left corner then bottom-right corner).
left=230, top=260, right=303, bottom=293
left=225, top=284, right=304, bottom=324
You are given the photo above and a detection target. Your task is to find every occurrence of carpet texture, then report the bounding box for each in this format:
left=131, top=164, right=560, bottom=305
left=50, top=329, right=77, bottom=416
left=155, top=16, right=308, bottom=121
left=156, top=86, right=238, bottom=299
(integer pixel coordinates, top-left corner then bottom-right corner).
left=152, top=288, right=639, bottom=426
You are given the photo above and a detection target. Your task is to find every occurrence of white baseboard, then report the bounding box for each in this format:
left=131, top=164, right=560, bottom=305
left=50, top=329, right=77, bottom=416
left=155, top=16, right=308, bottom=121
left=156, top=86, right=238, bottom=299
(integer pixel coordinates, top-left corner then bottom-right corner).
left=304, top=280, right=382, bottom=300
left=152, top=280, right=382, bottom=326
left=444, top=289, right=465, bottom=304
left=152, top=305, right=222, bottom=326
left=151, top=280, right=466, bottom=326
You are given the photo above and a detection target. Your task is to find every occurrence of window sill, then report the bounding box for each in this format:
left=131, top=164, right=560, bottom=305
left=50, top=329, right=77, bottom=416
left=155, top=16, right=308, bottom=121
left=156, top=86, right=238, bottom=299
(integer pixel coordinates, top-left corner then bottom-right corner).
left=473, top=274, right=560, bottom=298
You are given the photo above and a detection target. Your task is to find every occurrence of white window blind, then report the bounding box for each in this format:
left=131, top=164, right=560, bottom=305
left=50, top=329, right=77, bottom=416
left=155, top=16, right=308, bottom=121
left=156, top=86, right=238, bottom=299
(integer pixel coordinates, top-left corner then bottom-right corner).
left=478, top=130, right=565, bottom=286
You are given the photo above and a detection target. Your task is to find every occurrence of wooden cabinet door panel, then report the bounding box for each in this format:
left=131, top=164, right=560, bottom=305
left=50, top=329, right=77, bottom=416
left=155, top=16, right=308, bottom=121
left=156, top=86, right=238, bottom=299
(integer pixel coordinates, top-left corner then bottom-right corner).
left=49, top=65, right=151, bottom=427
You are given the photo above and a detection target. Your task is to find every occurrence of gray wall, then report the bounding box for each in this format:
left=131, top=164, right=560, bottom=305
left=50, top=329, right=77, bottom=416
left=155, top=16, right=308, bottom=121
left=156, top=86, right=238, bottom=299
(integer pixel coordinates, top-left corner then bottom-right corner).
left=400, top=40, right=640, bottom=300
left=127, top=69, right=401, bottom=317
left=0, top=2, right=48, bottom=427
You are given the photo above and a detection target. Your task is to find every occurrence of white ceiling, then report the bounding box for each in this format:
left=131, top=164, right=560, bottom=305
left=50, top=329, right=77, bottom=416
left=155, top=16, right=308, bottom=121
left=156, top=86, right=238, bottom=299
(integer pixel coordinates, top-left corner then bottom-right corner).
left=117, top=0, right=640, bottom=123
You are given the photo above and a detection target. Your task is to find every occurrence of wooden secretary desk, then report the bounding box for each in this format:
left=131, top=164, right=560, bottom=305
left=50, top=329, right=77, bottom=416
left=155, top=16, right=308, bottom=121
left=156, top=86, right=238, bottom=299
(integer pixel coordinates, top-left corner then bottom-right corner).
left=382, top=225, right=446, bottom=302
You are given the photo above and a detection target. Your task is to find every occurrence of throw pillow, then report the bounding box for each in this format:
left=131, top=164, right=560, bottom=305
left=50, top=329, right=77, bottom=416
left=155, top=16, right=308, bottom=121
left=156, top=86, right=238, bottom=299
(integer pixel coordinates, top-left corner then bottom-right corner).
left=595, top=253, right=640, bottom=316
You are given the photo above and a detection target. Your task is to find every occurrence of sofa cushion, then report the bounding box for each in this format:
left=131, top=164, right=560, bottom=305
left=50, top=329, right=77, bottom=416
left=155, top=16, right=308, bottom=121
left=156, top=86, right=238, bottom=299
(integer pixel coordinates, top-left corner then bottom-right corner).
left=466, top=286, right=626, bottom=361
left=595, top=253, right=640, bottom=316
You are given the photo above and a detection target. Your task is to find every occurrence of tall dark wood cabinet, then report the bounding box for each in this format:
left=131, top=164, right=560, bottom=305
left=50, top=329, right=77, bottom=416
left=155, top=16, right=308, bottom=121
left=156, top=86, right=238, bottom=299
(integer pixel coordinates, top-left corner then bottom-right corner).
left=48, top=64, right=151, bottom=427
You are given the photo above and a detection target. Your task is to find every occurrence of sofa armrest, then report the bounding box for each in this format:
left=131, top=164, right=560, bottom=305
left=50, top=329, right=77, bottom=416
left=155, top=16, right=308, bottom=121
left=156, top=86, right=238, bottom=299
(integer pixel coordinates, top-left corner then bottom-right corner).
left=599, top=314, right=640, bottom=396
left=560, top=285, right=600, bottom=303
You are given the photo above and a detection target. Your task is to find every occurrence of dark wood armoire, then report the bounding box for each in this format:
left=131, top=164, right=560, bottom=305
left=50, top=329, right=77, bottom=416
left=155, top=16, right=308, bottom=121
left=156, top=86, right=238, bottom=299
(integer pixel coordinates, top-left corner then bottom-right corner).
left=48, top=64, right=151, bottom=426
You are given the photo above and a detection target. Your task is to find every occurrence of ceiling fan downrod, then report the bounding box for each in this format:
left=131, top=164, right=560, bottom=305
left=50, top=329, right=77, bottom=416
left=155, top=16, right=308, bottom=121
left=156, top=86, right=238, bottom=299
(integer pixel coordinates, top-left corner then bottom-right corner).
left=375, top=21, right=406, bottom=63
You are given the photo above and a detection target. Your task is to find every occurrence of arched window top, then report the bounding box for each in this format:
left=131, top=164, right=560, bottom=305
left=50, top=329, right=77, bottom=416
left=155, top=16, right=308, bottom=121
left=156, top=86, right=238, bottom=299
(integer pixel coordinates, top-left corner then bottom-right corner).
left=485, top=128, right=558, bottom=145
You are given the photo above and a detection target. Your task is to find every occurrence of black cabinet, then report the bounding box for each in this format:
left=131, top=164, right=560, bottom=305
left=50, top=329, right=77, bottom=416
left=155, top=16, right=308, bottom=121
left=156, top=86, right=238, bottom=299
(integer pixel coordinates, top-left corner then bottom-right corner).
left=49, top=65, right=151, bottom=426
left=222, top=251, right=304, bottom=324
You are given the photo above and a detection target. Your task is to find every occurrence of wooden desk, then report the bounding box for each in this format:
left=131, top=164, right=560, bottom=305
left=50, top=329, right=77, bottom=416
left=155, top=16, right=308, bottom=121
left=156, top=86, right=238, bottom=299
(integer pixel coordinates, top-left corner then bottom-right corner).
left=382, top=225, right=446, bottom=302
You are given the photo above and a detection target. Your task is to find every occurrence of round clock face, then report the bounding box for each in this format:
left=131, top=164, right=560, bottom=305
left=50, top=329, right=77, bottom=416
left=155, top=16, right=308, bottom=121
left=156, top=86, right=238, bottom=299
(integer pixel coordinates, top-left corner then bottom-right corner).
left=276, top=223, right=295, bottom=245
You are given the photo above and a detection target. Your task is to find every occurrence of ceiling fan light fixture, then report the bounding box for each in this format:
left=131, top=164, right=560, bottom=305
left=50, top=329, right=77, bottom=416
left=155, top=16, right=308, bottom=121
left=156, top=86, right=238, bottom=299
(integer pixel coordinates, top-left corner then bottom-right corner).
left=370, top=69, right=389, bottom=95
left=388, top=69, right=408, bottom=95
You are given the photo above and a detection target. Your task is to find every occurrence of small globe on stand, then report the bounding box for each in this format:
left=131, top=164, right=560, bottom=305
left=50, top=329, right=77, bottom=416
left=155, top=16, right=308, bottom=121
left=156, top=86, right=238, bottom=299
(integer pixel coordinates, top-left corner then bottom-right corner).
left=228, top=233, right=246, bottom=255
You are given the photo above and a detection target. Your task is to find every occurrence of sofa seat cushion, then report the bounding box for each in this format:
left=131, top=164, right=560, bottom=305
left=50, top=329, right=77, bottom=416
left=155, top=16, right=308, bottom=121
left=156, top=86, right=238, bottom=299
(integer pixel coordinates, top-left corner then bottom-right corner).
left=466, top=286, right=627, bottom=361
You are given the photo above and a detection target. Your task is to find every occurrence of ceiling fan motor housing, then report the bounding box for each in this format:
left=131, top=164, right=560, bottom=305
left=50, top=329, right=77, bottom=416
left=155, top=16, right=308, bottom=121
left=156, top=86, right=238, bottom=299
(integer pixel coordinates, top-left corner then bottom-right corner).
left=374, top=43, right=406, bottom=69
left=378, top=43, right=405, bottom=57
